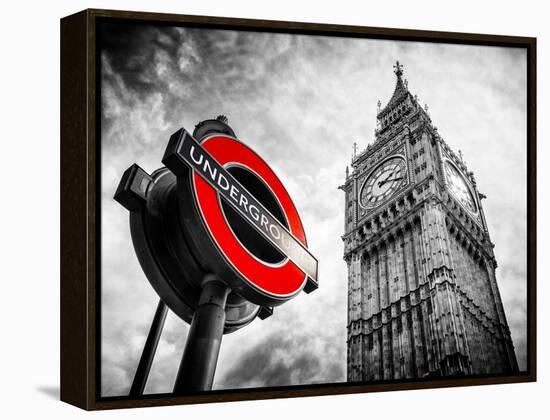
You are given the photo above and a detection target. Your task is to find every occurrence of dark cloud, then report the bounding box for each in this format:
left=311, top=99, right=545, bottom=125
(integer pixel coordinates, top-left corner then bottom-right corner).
left=219, top=332, right=343, bottom=389
left=99, top=22, right=184, bottom=97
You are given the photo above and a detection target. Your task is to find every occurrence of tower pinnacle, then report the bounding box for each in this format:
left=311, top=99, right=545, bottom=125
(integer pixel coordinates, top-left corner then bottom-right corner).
left=393, top=60, right=404, bottom=78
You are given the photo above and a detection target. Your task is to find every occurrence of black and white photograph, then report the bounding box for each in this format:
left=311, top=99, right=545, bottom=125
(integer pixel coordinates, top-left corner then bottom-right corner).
left=97, top=18, right=529, bottom=399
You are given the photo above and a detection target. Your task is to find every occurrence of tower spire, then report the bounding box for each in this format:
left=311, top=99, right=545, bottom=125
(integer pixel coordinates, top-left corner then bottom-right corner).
left=377, top=60, right=410, bottom=119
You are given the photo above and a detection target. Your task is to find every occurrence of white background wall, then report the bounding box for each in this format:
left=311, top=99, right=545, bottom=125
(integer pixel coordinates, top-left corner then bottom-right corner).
left=0, top=0, right=545, bottom=418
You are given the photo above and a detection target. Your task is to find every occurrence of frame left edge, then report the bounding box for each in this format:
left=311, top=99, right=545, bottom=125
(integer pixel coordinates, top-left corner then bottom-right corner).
left=60, top=9, right=94, bottom=410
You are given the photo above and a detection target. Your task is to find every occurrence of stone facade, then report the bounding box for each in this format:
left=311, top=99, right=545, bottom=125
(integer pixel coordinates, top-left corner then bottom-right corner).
left=342, top=62, right=518, bottom=381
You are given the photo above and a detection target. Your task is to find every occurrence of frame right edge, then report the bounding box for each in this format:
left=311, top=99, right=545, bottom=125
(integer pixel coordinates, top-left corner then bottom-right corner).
left=527, top=36, right=536, bottom=382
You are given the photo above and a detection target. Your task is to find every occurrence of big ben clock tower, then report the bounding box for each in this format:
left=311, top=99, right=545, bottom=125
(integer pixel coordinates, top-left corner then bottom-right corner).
left=342, top=61, right=518, bottom=381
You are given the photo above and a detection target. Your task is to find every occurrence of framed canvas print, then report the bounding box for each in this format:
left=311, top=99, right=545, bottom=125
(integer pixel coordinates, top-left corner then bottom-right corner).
left=60, top=9, right=536, bottom=410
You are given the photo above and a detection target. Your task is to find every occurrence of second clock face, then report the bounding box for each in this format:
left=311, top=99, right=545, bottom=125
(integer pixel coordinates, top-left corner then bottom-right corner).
left=360, top=156, right=407, bottom=209
left=444, top=160, right=477, bottom=214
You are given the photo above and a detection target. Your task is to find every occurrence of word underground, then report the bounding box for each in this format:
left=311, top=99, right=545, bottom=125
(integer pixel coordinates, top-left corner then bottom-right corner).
left=176, top=130, right=318, bottom=283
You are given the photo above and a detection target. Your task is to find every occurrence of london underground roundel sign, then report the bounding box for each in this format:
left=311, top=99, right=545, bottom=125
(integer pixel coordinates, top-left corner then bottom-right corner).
left=163, top=127, right=318, bottom=307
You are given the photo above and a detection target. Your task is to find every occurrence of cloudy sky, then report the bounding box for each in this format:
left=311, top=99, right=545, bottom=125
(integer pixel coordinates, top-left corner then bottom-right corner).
left=99, top=21, right=527, bottom=397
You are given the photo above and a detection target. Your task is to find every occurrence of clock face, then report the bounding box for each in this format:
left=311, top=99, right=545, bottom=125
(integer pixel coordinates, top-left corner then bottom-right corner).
left=360, top=156, right=407, bottom=209
left=444, top=160, right=477, bottom=213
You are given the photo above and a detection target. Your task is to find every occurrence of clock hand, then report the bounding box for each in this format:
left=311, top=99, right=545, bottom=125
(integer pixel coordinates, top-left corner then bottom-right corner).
left=378, top=176, right=403, bottom=187
left=377, top=170, right=396, bottom=186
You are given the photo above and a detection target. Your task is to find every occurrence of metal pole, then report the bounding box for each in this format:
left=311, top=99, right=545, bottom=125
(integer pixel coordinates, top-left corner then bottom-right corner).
left=129, top=300, right=168, bottom=397
left=173, top=274, right=230, bottom=394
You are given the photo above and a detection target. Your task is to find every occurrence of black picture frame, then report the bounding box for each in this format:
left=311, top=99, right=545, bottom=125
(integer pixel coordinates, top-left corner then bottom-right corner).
left=60, top=8, right=536, bottom=410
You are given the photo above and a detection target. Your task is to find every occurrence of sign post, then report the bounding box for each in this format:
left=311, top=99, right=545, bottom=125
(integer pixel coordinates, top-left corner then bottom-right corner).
left=173, top=275, right=229, bottom=393
left=129, top=301, right=168, bottom=397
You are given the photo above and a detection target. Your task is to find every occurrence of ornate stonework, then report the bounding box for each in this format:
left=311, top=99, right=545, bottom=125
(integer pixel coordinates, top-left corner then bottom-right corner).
left=342, top=62, right=518, bottom=381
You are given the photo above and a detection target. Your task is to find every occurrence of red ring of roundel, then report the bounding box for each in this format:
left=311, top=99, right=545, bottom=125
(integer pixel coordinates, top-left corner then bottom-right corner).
left=192, top=135, right=308, bottom=298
